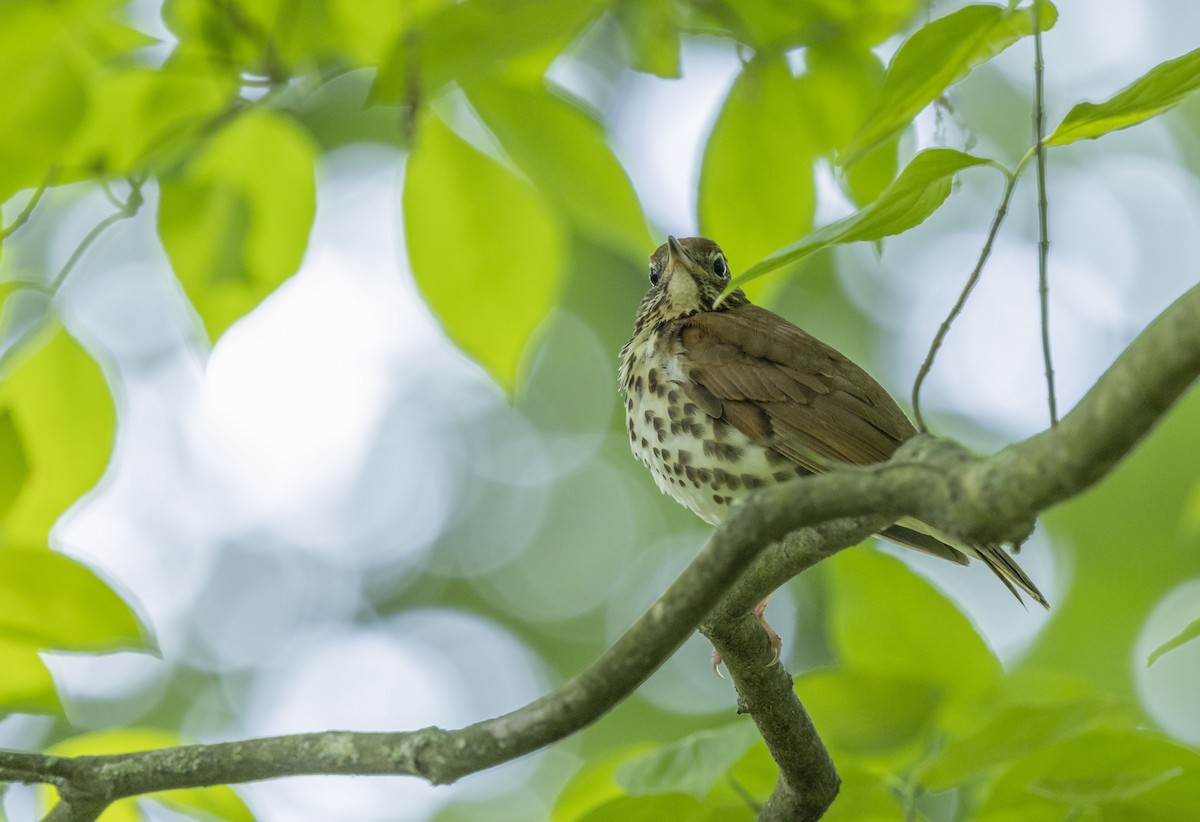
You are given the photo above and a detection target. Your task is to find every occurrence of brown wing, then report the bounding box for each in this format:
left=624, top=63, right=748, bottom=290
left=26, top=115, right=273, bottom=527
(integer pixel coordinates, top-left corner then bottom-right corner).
left=672, top=303, right=916, bottom=472
left=671, top=304, right=1049, bottom=605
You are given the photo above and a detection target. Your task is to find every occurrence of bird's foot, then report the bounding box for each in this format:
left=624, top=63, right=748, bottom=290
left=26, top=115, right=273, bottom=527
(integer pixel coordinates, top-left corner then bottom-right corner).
left=754, top=597, right=783, bottom=667
left=711, top=595, right=782, bottom=676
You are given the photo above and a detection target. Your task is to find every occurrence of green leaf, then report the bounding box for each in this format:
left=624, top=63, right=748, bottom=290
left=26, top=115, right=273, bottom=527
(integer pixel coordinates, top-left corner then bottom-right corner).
left=615, top=721, right=760, bottom=800
left=920, top=697, right=1117, bottom=791
left=980, top=729, right=1200, bottom=819
left=614, top=0, right=681, bottom=78
left=798, top=670, right=940, bottom=759
left=0, top=639, right=59, bottom=714
left=820, top=765, right=907, bottom=822
left=553, top=745, right=655, bottom=822
left=1047, top=47, right=1200, bottom=145
left=712, top=0, right=921, bottom=51
left=826, top=548, right=1003, bottom=707
left=0, top=324, right=115, bottom=546
left=1028, top=769, right=1184, bottom=804
left=403, top=113, right=565, bottom=391
left=0, top=0, right=154, bottom=200
left=466, top=81, right=650, bottom=256
left=0, top=408, right=27, bottom=520
left=63, top=64, right=232, bottom=174
left=699, top=56, right=816, bottom=298
left=297, top=69, right=408, bottom=151
left=840, top=2, right=1058, bottom=166
left=326, top=0, right=415, bottom=67
left=727, top=149, right=997, bottom=292
left=158, top=109, right=318, bottom=340
left=371, top=0, right=606, bottom=102
left=0, top=549, right=150, bottom=652
left=1147, top=615, right=1200, bottom=666
left=41, top=729, right=254, bottom=822
left=575, top=794, right=751, bottom=822
left=794, top=45, right=898, bottom=205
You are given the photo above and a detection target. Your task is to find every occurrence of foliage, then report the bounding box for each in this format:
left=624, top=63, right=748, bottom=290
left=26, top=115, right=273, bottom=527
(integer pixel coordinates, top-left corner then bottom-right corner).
left=2, top=1, right=1200, bottom=820
left=559, top=552, right=1200, bottom=820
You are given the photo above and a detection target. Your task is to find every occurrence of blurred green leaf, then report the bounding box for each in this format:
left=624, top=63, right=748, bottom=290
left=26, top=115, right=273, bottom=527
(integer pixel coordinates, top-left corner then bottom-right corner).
left=920, top=697, right=1117, bottom=791
left=1028, top=769, right=1184, bottom=804
left=728, top=149, right=996, bottom=292
left=162, top=0, right=263, bottom=75
left=0, top=325, right=114, bottom=546
left=798, top=669, right=940, bottom=758
left=41, top=729, right=254, bottom=822
left=404, top=113, right=565, bottom=391
left=297, top=70, right=407, bottom=151
left=553, top=745, right=655, bottom=822
left=979, top=729, right=1200, bottom=820
left=699, top=56, right=816, bottom=299
left=372, top=0, right=606, bottom=102
left=615, top=721, right=760, bottom=800
left=0, top=0, right=154, bottom=200
left=796, top=44, right=898, bottom=205
left=0, top=549, right=149, bottom=652
left=1147, top=615, right=1200, bottom=666
left=714, top=0, right=921, bottom=51
left=0, top=639, right=59, bottom=715
left=327, top=0, right=415, bottom=67
left=841, top=2, right=1058, bottom=166
left=0, top=408, right=27, bottom=520
left=820, top=765, right=906, bottom=822
left=0, top=288, right=55, bottom=367
left=1047, top=47, right=1200, bottom=145
left=826, top=548, right=1003, bottom=706
left=467, top=81, right=650, bottom=255
left=158, top=109, right=318, bottom=340
left=576, top=794, right=752, bottom=822
left=517, top=309, right=615, bottom=435
left=844, top=135, right=901, bottom=206
left=614, top=0, right=681, bottom=78
left=64, top=65, right=232, bottom=174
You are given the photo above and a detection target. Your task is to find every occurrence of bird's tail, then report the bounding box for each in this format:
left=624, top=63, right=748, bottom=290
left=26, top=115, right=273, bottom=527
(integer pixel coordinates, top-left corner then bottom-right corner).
left=883, top=518, right=1049, bottom=609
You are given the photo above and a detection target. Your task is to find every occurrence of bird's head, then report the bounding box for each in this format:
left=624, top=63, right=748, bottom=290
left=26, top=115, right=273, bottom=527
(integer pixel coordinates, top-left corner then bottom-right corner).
left=641, top=236, right=749, bottom=320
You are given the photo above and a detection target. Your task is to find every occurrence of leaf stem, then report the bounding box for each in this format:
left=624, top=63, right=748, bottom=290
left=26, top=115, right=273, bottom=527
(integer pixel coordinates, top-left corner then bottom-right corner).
left=1033, top=0, right=1058, bottom=426
left=911, top=166, right=1020, bottom=432
left=1, top=169, right=58, bottom=241
left=50, top=179, right=145, bottom=292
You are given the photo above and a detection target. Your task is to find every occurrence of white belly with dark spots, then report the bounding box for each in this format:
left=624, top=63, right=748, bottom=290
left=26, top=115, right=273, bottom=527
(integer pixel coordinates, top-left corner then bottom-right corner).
left=623, top=352, right=803, bottom=526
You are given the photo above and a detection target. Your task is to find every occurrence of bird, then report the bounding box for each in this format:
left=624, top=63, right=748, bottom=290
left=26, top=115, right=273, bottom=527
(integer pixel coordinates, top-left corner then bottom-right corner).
left=618, top=236, right=1048, bottom=663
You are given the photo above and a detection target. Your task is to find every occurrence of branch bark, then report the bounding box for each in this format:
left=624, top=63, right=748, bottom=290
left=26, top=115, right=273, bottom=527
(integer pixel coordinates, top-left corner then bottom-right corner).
left=3, top=280, right=1198, bottom=821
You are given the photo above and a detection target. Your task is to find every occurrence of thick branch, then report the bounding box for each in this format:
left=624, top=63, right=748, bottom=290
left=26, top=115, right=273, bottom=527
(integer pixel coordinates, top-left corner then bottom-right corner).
left=2, top=281, right=1198, bottom=821
left=693, top=279, right=1200, bottom=820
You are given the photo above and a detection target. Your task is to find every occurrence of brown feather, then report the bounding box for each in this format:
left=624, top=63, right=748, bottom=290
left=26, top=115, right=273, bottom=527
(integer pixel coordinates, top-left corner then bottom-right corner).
left=673, top=304, right=913, bottom=468
left=668, top=303, right=1049, bottom=609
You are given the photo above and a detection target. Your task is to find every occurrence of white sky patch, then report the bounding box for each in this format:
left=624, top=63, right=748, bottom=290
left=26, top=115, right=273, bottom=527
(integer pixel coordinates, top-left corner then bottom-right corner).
left=610, top=38, right=743, bottom=233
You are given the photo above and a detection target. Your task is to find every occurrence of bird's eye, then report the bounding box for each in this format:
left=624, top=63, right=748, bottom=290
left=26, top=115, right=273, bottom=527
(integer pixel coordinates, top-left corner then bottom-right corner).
left=649, top=264, right=661, bottom=286
left=713, top=257, right=728, bottom=278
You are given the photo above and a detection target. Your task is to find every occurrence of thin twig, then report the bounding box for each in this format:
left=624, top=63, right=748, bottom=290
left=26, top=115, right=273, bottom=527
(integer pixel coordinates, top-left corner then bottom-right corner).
left=911, top=165, right=1021, bottom=432
left=1, top=169, right=58, bottom=240
left=1033, top=0, right=1058, bottom=425
left=98, top=179, right=125, bottom=211
left=50, top=180, right=145, bottom=292
left=727, top=775, right=765, bottom=813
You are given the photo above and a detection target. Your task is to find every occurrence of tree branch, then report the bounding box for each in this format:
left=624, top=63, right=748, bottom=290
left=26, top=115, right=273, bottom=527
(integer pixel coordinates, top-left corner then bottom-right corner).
left=3, top=280, right=1198, bottom=821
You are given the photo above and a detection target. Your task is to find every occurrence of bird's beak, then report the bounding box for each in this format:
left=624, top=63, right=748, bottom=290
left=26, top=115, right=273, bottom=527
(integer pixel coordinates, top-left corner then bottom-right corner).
left=666, top=235, right=703, bottom=279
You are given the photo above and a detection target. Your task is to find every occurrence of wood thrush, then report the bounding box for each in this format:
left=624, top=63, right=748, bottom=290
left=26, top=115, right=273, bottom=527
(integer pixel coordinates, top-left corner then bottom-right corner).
left=619, top=236, right=1048, bottom=660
